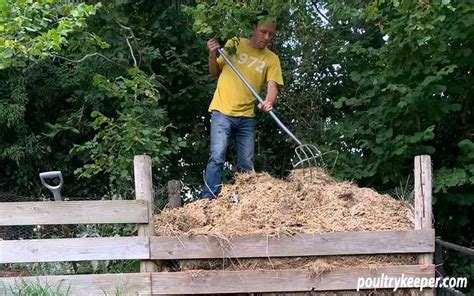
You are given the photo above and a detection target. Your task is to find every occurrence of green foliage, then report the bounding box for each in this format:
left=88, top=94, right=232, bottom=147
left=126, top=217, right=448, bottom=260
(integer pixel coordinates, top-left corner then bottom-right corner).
left=0, top=0, right=104, bottom=196
left=0, top=1, right=196, bottom=198
left=72, top=70, right=185, bottom=195
left=324, top=1, right=471, bottom=184
left=183, top=0, right=291, bottom=39
left=0, top=0, right=100, bottom=69
left=0, top=75, right=27, bottom=128
left=318, top=1, right=474, bottom=291
left=435, top=139, right=474, bottom=193
left=142, top=2, right=217, bottom=192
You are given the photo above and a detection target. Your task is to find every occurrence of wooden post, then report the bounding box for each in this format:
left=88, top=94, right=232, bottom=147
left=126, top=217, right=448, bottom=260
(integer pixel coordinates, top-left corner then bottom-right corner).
left=134, top=155, right=158, bottom=273
left=414, top=155, right=434, bottom=295
left=167, top=180, right=182, bottom=209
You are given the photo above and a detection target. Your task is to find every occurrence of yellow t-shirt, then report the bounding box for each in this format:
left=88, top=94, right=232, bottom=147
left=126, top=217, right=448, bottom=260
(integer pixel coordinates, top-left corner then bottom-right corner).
left=208, top=38, right=284, bottom=117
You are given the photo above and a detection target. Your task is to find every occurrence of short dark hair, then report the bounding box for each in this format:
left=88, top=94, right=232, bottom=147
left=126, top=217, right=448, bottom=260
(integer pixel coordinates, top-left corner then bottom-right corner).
left=252, top=10, right=277, bottom=27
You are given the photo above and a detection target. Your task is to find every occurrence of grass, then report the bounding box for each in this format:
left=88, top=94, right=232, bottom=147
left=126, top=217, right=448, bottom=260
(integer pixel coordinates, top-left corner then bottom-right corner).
left=1, top=277, right=144, bottom=296
left=2, top=278, right=70, bottom=296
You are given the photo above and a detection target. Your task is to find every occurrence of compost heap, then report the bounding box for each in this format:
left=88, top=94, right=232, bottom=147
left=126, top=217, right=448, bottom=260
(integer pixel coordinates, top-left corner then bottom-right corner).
left=154, top=168, right=417, bottom=276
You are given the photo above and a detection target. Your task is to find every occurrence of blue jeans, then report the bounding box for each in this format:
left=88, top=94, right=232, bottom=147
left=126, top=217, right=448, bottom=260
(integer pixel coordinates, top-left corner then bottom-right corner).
left=202, top=111, right=255, bottom=198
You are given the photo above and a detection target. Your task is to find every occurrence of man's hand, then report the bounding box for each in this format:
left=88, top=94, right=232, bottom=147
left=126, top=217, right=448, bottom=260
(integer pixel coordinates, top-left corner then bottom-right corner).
left=207, top=37, right=220, bottom=58
left=258, top=81, right=279, bottom=112
left=207, top=37, right=221, bottom=77
left=257, top=100, right=274, bottom=112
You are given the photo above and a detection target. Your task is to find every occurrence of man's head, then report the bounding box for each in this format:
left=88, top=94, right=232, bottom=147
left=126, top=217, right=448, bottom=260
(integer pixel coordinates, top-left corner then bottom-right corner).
left=250, top=12, right=277, bottom=49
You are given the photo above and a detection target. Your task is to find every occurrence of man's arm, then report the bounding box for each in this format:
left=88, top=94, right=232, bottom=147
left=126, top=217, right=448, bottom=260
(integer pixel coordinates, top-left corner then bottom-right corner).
left=207, top=37, right=221, bottom=78
left=258, top=80, right=279, bottom=112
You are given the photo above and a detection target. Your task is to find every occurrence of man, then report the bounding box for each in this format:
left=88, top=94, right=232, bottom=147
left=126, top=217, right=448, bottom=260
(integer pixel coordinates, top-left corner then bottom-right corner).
left=202, top=14, right=284, bottom=199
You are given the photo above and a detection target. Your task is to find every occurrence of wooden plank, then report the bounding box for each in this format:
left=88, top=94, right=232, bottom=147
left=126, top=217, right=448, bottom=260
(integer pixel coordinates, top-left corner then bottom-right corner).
left=0, top=237, right=149, bottom=264
left=0, top=273, right=150, bottom=296
left=150, top=230, right=435, bottom=259
left=134, top=155, right=158, bottom=273
left=414, top=155, right=435, bottom=296
left=151, top=265, right=435, bottom=294
left=0, top=200, right=148, bottom=226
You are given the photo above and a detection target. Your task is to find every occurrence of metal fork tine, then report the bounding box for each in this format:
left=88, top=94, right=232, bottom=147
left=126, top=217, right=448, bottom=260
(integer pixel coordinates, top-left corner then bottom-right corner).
left=292, top=144, right=325, bottom=180
left=300, top=146, right=312, bottom=175
left=304, top=145, right=317, bottom=168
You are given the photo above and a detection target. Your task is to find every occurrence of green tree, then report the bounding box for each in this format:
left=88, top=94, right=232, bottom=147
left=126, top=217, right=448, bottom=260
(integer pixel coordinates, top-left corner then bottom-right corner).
left=0, top=1, right=194, bottom=199
left=322, top=0, right=474, bottom=289
left=0, top=0, right=100, bottom=195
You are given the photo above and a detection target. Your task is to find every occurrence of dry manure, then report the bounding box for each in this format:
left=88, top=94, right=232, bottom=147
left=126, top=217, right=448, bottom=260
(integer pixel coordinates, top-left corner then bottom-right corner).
left=155, top=169, right=414, bottom=236
left=154, top=169, right=418, bottom=293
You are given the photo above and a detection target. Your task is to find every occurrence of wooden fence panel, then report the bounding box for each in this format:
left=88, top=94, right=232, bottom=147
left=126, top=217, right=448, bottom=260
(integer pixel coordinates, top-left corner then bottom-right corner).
left=0, top=200, right=148, bottom=226
left=0, top=273, right=151, bottom=296
left=151, top=265, right=435, bottom=294
left=0, top=237, right=149, bottom=263
left=150, top=230, right=435, bottom=259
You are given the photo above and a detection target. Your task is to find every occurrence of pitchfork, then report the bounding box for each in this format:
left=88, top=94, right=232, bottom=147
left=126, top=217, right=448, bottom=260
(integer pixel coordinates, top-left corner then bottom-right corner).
left=217, top=48, right=325, bottom=170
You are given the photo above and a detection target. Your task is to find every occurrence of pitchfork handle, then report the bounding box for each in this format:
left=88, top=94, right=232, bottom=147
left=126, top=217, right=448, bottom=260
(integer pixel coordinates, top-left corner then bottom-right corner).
left=217, top=48, right=302, bottom=146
